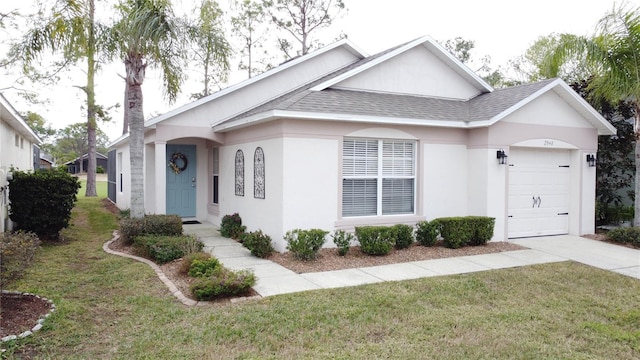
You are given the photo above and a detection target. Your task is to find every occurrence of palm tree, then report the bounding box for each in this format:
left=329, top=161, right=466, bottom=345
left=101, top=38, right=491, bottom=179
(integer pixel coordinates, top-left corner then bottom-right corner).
left=545, top=4, right=640, bottom=226
left=16, top=0, right=102, bottom=197
left=110, top=0, right=185, bottom=218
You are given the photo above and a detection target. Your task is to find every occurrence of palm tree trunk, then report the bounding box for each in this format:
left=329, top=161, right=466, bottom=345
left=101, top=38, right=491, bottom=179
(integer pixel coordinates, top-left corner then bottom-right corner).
left=126, top=54, right=146, bottom=218
left=85, top=0, right=97, bottom=197
left=635, top=104, right=640, bottom=226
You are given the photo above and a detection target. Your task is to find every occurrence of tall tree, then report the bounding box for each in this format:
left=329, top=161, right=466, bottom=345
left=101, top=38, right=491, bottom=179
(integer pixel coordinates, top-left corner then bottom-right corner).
left=110, top=0, right=185, bottom=218
left=440, top=37, right=512, bottom=88
left=544, top=4, right=640, bottom=225
left=263, top=0, right=345, bottom=58
left=188, top=0, right=232, bottom=99
left=231, top=0, right=271, bottom=78
left=14, top=0, right=102, bottom=196
left=52, top=122, right=110, bottom=166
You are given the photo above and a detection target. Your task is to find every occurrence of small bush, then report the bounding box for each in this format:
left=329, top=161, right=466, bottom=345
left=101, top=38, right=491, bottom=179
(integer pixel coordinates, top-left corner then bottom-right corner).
left=416, top=220, right=440, bottom=246
left=332, top=230, right=354, bottom=256
left=134, top=235, right=203, bottom=264
left=0, top=231, right=41, bottom=286
left=119, top=214, right=183, bottom=244
left=220, top=213, right=247, bottom=239
left=190, top=268, right=256, bottom=301
left=285, top=229, right=328, bottom=260
left=391, top=224, right=414, bottom=249
left=437, top=217, right=472, bottom=249
left=467, top=217, right=495, bottom=246
left=242, top=230, right=274, bottom=258
left=96, top=166, right=105, bottom=174
left=355, top=226, right=394, bottom=256
left=179, top=252, right=212, bottom=275
left=436, top=216, right=495, bottom=248
left=8, top=168, right=81, bottom=240
left=607, top=227, right=640, bottom=247
left=188, top=257, right=222, bottom=278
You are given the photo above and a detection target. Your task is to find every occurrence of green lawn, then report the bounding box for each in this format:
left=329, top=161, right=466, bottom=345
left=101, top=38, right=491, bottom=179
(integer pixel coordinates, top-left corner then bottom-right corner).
left=3, top=197, right=640, bottom=359
left=78, top=180, right=107, bottom=198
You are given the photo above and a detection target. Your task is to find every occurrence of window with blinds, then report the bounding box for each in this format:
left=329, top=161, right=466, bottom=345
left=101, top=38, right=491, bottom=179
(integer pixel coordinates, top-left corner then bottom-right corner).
left=342, top=138, right=415, bottom=217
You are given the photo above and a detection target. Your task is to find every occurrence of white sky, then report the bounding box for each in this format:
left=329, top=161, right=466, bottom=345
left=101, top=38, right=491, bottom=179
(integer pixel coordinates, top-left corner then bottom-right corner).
left=1, top=0, right=636, bottom=141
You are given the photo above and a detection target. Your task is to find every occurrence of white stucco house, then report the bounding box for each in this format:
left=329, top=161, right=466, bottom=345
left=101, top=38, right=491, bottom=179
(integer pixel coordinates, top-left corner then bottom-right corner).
left=0, top=94, right=41, bottom=232
left=109, top=36, right=616, bottom=251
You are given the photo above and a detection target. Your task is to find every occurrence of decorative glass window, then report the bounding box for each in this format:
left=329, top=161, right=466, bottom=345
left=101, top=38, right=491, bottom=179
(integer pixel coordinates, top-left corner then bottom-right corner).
left=235, top=150, right=244, bottom=196
left=212, top=147, right=219, bottom=204
left=342, top=138, right=415, bottom=217
left=254, top=147, right=265, bottom=199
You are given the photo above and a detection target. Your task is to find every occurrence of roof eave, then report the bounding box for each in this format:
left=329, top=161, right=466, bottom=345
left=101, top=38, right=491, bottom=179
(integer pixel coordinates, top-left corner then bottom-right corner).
left=0, top=93, right=42, bottom=145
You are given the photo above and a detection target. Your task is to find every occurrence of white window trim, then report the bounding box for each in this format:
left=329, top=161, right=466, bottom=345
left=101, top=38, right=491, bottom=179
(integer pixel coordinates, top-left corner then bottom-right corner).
left=342, top=138, right=416, bottom=217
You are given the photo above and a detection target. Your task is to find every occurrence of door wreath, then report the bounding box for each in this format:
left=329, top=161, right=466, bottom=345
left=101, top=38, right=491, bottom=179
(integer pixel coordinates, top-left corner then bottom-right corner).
left=168, top=153, right=188, bottom=174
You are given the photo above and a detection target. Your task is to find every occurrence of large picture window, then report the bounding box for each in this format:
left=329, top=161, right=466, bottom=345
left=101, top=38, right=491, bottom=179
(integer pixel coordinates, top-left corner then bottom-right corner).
left=342, top=138, right=415, bottom=217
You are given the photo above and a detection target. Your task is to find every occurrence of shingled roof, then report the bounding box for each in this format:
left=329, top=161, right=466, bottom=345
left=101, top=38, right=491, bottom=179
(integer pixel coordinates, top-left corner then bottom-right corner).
left=218, top=73, right=557, bottom=127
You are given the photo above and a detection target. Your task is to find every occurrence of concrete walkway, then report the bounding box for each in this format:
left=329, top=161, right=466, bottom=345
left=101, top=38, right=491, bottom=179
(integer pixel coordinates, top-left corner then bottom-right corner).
left=184, top=223, right=640, bottom=298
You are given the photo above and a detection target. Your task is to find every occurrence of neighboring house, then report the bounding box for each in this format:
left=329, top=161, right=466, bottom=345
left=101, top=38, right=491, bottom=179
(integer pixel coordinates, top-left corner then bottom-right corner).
left=39, top=151, right=54, bottom=170
left=109, top=36, right=616, bottom=251
left=0, top=94, right=41, bottom=232
left=65, top=152, right=108, bottom=174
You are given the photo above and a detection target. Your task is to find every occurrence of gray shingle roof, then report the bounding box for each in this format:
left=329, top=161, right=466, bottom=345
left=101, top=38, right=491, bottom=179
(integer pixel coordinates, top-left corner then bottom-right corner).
left=223, top=77, right=557, bottom=126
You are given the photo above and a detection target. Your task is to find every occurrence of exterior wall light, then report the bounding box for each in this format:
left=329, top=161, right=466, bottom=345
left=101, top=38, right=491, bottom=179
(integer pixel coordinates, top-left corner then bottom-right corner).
left=586, top=153, right=596, bottom=167
left=496, top=149, right=508, bottom=165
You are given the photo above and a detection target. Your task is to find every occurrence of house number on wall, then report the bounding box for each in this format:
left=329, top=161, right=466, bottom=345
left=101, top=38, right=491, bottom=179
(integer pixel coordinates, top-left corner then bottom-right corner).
left=544, top=140, right=554, bottom=146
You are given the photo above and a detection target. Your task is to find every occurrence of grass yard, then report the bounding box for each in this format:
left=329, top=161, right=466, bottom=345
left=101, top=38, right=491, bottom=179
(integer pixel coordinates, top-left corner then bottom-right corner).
left=2, top=197, right=640, bottom=359
left=78, top=180, right=107, bottom=198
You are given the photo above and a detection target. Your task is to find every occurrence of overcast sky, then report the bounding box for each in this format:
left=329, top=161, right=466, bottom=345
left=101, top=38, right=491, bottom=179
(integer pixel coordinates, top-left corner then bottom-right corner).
left=1, top=0, right=635, bottom=141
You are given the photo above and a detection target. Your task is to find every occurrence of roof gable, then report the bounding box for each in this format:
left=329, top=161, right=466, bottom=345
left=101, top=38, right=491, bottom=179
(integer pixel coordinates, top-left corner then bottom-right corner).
left=310, top=36, right=493, bottom=99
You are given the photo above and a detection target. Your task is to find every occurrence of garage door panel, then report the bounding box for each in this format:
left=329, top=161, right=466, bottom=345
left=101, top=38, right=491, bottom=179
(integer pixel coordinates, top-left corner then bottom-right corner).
left=508, top=148, right=571, bottom=238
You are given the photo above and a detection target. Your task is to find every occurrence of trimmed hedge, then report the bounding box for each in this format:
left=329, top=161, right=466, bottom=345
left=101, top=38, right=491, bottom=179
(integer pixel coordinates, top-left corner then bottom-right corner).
left=285, top=229, right=328, bottom=260
left=415, top=220, right=439, bottom=246
left=607, top=227, right=640, bottom=247
left=119, top=214, right=183, bottom=244
left=8, top=168, right=81, bottom=240
left=391, top=224, right=415, bottom=249
left=437, top=216, right=495, bottom=249
left=355, top=226, right=395, bottom=256
left=133, top=235, right=203, bottom=264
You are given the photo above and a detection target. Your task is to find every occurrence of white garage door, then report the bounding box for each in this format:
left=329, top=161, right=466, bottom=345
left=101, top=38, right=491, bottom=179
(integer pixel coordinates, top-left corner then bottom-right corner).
left=508, top=148, right=570, bottom=238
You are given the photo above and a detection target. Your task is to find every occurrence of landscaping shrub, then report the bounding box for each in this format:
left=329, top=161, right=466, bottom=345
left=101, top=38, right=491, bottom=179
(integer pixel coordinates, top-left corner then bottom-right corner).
left=332, top=230, right=354, bottom=256
left=8, top=168, right=81, bottom=240
left=415, top=220, right=440, bottom=246
left=467, top=216, right=496, bottom=246
left=119, top=214, right=183, bottom=244
left=190, top=268, right=256, bottom=301
left=355, top=226, right=394, bottom=256
left=285, top=229, right=328, bottom=260
left=607, top=227, right=640, bottom=247
left=220, top=213, right=246, bottom=239
left=437, top=217, right=473, bottom=249
left=134, top=235, right=203, bottom=264
left=0, top=231, right=41, bottom=286
left=392, top=224, right=415, bottom=249
left=179, top=251, right=212, bottom=275
left=436, top=216, right=495, bottom=248
left=188, top=257, right=222, bottom=278
left=242, top=230, right=274, bottom=258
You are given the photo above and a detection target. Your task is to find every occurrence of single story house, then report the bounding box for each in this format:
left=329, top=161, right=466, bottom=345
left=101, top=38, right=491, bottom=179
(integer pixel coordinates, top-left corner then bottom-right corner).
left=65, top=152, right=108, bottom=174
left=109, top=36, right=615, bottom=251
left=0, top=93, right=41, bottom=232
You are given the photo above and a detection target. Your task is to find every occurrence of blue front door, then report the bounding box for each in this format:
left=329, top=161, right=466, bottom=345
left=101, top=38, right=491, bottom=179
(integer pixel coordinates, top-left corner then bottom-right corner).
left=166, top=145, right=196, bottom=217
